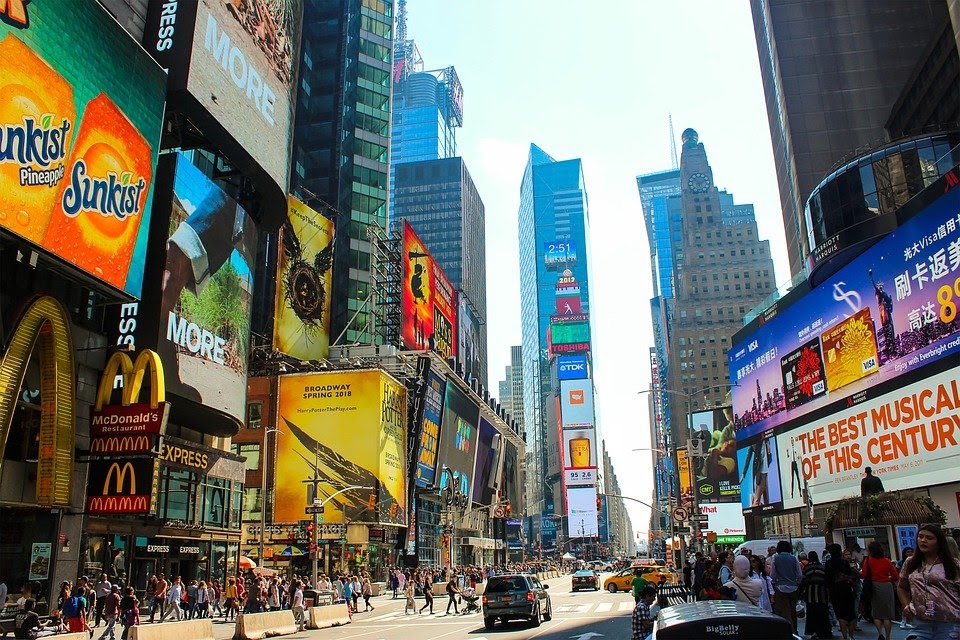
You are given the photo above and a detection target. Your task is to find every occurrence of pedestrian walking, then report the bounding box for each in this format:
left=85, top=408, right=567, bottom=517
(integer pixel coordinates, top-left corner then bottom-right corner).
left=162, top=577, right=183, bottom=621
left=361, top=578, right=374, bottom=612
left=800, top=551, right=831, bottom=639
left=403, top=580, right=416, bottom=615
left=896, top=524, right=960, bottom=640
left=291, top=581, right=305, bottom=631
left=861, top=540, right=899, bottom=640
left=94, top=573, right=112, bottom=628
left=223, top=577, right=238, bottom=620
left=63, top=586, right=91, bottom=634
left=825, top=544, right=858, bottom=640
left=350, top=576, right=361, bottom=612
left=98, top=585, right=121, bottom=640
left=419, top=579, right=435, bottom=615
left=771, top=540, right=803, bottom=634
left=445, top=575, right=461, bottom=615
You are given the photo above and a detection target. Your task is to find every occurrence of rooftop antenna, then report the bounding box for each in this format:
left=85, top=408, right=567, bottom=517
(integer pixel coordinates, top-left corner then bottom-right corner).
left=668, top=113, right=678, bottom=169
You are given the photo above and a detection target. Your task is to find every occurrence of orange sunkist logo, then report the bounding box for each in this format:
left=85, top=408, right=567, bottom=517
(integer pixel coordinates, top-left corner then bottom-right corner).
left=0, top=0, right=30, bottom=27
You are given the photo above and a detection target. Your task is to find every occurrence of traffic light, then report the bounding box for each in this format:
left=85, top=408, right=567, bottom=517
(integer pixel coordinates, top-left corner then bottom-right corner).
left=367, top=493, right=377, bottom=510
left=306, top=523, right=314, bottom=535
left=596, top=496, right=602, bottom=511
left=505, top=504, right=512, bottom=516
left=690, top=430, right=711, bottom=457
left=389, top=503, right=398, bottom=517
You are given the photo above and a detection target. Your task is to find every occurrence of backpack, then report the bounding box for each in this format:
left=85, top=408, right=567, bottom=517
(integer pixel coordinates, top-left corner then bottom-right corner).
left=62, top=596, right=81, bottom=618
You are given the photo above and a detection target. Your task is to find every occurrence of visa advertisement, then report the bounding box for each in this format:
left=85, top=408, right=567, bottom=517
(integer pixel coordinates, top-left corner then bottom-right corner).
left=557, top=355, right=589, bottom=380
left=401, top=221, right=458, bottom=359
left=775, top=363, right=960, bottom=507
left=275, top=370, right=407, bottom=525
left=690, top=408, right=740, bottom=503
left=143, top=0, right=301, bottom=201
left=472, top=417, right=501, bottom=506
left=147, top=153, right=257, bottom=432
left=273, top=196, right=334, bottom=360
left=560, top=379, right=595, bottom=428
left=414, top=370, right=445, bottom=489
left=731, top=184, right=960, bottom=440
left=0, top=0, right=165, bottom=297
left=566, top=486, right=599, bottom=538
left=438, top=380, right=479, bottom=502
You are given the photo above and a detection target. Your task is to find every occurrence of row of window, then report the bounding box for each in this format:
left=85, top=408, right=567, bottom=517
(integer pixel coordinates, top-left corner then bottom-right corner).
left=155, top=467, right=243, bottom=529
left=360, top=14, right=392, bottom=40
left=695, top=246, right=766, bottom=259
left=690, top=270, right=771, bottom=282
left=691, top=281, right=772, bottom=295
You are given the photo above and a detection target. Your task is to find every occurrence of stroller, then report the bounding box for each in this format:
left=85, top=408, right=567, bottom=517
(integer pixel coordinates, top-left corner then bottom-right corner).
left=460, top=587, right=481, bottom=615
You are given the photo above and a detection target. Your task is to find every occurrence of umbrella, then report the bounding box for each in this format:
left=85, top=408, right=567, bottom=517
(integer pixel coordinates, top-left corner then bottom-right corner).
left=239, top=555, right=257, bottom=569
left=562, top=552, right=576, bottom=560
left=279, top=546, right=306, bottom=557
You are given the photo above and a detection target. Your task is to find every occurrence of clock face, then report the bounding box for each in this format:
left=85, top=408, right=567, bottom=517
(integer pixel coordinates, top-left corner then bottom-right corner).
left=688, top=172, right=710, bottom=193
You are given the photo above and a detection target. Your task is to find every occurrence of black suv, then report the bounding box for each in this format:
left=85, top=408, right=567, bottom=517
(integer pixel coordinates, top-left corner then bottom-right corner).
left=482, top=573, right=552, bottom=629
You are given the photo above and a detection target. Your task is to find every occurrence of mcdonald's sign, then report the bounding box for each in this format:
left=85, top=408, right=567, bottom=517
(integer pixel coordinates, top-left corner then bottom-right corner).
left=89, top=350, right=169, bottom=445
left=0, top=295, right=75, bottom=507
left=86, top=459, right=155, bottom=514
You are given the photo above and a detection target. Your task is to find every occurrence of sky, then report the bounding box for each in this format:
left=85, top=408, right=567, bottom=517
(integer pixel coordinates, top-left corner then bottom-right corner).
left=408, top=0, right=793, bottom=543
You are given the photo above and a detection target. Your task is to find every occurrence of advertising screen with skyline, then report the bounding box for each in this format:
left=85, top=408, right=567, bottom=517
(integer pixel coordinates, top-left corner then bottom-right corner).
left=438, top=380, right=479, bottom=502
left=273, top=197, right=334, bottom=360
left=566, top=486, right=599, bottom=538
left=401, top=221, right=458, bottom=359
left=472, top=417, right=501, bottom=506
left=0, top=0, right=165, bottom=298
left=274, top=370, right=407, bottom=525
left=731, top=184, right=960, bottom=441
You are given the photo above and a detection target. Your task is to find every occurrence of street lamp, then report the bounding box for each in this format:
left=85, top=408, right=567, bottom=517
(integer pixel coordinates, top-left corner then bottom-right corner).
left=259, top=427, right=282, bottom=567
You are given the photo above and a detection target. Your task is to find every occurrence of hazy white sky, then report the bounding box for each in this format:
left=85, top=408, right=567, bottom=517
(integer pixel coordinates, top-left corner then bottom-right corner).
left=408, top=0, right=793, bottom=538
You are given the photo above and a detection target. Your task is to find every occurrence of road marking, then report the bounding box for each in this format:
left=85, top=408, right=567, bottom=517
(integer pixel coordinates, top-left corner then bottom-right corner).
left=595, top=602, right=613, bottom=612
left=619, top=601, right=634, bottom=611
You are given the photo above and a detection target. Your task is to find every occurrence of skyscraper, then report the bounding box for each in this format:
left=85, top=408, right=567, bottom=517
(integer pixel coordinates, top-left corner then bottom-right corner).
left=392, top=157, right=488, bottom=384
left=498, top=345, right=525, bottom=433
left=518, top=144, right=598, bottom=551
left=750, top=0, right=952, bottom=276
left=291, top=0, right=394, bottom=345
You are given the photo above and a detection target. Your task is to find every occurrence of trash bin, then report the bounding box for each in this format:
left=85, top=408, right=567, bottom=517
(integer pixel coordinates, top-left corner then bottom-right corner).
left=303, top=589, right=335, bottom=608
left=653, top=601, right=796, bottom=640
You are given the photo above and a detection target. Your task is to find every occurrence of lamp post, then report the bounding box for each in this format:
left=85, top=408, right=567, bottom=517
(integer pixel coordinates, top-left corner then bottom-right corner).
left=259, top=427, right=281, bottom=568
left=631, top=447, right=672, bottom=564
left=305, top=484, right=372, bottom=586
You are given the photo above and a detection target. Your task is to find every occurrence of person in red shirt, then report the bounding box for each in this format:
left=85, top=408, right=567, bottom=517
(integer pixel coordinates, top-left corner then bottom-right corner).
left=861, top=540, right=899, bottom=640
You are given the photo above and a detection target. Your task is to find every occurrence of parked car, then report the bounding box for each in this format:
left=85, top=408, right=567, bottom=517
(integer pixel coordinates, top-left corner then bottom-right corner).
left=587, top=559, right=614, bottom=571
left=482, top=573, right=552, bottom=629
left=604, top=565, right=678, bottom=593
left=571, top=569, right=600, bottom=591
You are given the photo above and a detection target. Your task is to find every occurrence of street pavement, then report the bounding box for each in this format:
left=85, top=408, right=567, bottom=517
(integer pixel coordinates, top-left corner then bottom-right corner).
left=186, top=573, right=924, bottom=640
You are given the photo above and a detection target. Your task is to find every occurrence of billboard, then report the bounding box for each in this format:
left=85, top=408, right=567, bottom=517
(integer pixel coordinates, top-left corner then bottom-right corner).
left=738, top=431, right=783, bottom=514
left=544, top=240, right=578, bottom=270
left=274, top=370, right=407, bottom=525
left=690, top=408, right=740, bottom=503
left=472, top=417, right=501, bottom=505
left=501, top=441, right=523, bottom=510
left=560, top=379, right=595, bottom=428
left=0, top=0, right=165, bottom=297
left=143, top=0, right=301, bottom=211
left=562, top=428, right=598, bottom=470
left=145, top=153, right=257, bottom=431
left=86, top=459, right=157, bottom=515
left=458, top=295, right=482, bottom=382
left=700, top=502, right=746, bottom=537
left=677, top=449, right=694, bottom=508
left=401, top=222, right=457, bottom=359
left=730, top=183, right=960, bottom=440
left=414, top=370, right=445, bottom=489
left=557, top=355, right=589, bottom=380
left=566, top=486, right=599, bottom=538
left=273, top=197, right=334, bottom=359
left=437, top=380, right=479, bottom=501
left=775, top=363, right=960, bottom=506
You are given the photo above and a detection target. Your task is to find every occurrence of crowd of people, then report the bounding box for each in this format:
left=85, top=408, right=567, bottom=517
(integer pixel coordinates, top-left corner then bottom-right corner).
left=631, top=525, right=960, bottom=640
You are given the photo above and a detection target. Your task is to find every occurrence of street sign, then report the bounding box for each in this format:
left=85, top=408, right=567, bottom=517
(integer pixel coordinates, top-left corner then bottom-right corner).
left=305, top=505, right=325, bottom=515
left=693, top=515, right=709, bottom=523
left=672, top=507, right=689, bottom=523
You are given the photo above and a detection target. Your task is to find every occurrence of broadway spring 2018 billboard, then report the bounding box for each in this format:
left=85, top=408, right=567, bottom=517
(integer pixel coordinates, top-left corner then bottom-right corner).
left=275, top=371, right=407, bottom=525
left=0, top=0, right=165, bottom=297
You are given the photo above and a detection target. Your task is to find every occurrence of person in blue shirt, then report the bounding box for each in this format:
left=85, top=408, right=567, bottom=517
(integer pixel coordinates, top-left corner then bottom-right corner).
left=771, top=540, right=803, bottom=633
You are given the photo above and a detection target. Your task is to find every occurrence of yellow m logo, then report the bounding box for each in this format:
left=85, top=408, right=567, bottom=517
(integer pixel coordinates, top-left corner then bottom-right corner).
left=94, top=350, right=165, bottom=410
left=0, top=295, right=75, bottom=506
left=103, top=461, right=137, bottom=495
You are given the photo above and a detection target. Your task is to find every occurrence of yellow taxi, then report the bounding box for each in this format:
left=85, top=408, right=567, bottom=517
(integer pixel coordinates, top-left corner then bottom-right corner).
left=603, top=565, right=678, bottom=593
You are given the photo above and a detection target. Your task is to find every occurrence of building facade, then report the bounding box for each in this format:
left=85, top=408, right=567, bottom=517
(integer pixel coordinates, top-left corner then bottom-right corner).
left=498, top=345, right=525, bottom=435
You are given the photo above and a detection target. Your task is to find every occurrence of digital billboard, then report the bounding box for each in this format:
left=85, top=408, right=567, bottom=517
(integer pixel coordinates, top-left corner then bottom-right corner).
left=699, top=502, right=746, bottom=538
left=566, top=486, right=599, bottom=538
left=562, top=428, right=597, bottom=470
left=457, top=295, right=482, bottom=381
left=557, top=355, right=589, bottom=380
left=544, top=240, right=578, bottom=270
left=775, top=363, right=960, bottom=506
left=414, top=370, right=445, bottom=489
left=472, top=417, right=501, bottom=505
left=560, top=379, right=595, bottom=428
left=501, top=441, right=523, bottom=510
left=273, top=197, right=334, bottom=360
left=438, top=380, right=479, bottom=502
left=143, top=0, right=301, bottom=212
left=140, top=153, right=257, bottom=431
left=676, top=449, right=694, bottom=508
left=781, top=338, right=827, bottom=409
left=0, top=0, right=165, bottom=297
left=690, top=408, right=740, bottom=503
left=738, top=431, right=783, bottom=514
left=551, top=320, right=590, bottom=345
left=401, top=221, right=457, bottom=359
left=275, top=370, right=407, bottom=525
left=730, top=184, right=960, bottom=440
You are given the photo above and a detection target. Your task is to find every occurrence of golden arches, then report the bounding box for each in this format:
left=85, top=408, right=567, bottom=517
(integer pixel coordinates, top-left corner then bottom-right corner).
left=94, top=349, right=165, bottom=410
left=0, top=295, right=76, bottom=506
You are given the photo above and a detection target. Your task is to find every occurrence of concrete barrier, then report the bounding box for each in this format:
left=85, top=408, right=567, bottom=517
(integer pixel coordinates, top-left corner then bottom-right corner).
left=128, top=618, right=215, bottom=640
left=234, top=610, right=297, bottom=640
left=369, top=582, right=386, bottom=596
left=307, top=603, right=351, bottom=629
left=50, top=634, right=89, bottom=640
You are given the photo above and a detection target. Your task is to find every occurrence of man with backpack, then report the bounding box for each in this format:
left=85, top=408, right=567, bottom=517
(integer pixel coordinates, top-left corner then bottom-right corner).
left=63, top=587, right=90, bottom=634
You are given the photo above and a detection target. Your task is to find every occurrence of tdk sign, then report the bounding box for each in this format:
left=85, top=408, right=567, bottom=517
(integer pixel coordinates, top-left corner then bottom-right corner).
left=557, top=355, right=588, bottom=380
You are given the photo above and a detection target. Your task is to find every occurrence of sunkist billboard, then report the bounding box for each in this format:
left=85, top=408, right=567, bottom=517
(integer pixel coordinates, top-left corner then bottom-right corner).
left=0, top=0, right=166, bottom=297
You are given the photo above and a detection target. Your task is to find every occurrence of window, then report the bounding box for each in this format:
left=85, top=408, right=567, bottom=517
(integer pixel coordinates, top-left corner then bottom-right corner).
left=243, top=487, right=262, bottom=521
left=232, top=443, right=261, bottom=471
left=157, top=468, right=198, bottom=522
left=246, top=402, right=262, bottom=429
left=202, top=477, right=229, bottom=527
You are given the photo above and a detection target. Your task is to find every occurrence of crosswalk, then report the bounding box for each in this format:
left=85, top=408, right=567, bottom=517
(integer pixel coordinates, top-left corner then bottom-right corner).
left=361, top=600, right=633, bottom=623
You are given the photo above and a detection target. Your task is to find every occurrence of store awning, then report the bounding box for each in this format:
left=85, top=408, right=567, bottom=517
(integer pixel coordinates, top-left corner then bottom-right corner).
left=828, top=497, right=940, bottom=530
